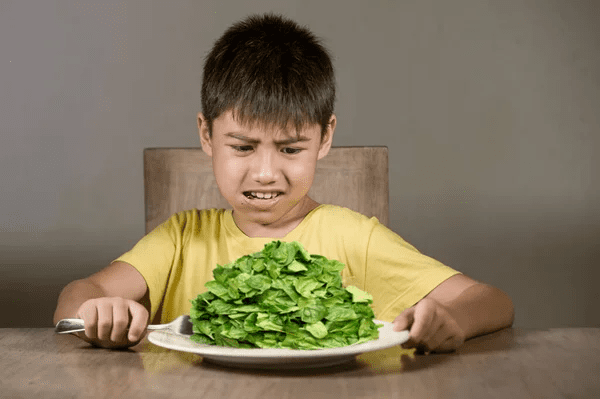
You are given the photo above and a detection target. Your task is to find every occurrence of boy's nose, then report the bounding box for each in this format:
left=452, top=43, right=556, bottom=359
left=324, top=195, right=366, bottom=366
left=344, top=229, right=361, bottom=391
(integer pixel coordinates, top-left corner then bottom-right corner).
left=251, top=151, right=279, bottom=184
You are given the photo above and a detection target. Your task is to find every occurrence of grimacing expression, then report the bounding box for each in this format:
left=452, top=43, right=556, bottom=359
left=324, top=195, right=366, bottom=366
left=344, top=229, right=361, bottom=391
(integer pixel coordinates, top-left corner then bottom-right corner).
left=199, top=110, right=335, bottom=234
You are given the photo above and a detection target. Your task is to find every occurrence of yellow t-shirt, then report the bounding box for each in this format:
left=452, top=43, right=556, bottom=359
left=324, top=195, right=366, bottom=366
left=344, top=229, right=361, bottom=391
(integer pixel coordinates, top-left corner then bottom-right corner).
left=115, top=205, right=459, bottom=323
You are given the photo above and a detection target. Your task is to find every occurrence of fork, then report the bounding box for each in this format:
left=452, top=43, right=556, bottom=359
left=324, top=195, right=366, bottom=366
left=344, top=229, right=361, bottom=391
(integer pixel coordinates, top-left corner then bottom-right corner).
left=54, top=314, right=193, bottom=335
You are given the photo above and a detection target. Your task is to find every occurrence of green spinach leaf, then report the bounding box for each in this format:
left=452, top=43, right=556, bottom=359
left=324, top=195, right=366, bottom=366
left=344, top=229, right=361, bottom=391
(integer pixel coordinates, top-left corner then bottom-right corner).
left=190, top=241, right=381, bottom=349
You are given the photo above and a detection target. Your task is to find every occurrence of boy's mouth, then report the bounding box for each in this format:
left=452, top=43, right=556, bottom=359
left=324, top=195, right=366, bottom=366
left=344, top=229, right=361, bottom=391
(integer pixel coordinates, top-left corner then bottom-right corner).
left=243, top=191, right=282, bottom=200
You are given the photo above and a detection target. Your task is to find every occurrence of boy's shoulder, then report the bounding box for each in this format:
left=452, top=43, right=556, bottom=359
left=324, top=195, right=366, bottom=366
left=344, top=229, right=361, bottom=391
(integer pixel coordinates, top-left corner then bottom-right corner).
left=157, top=208, right=228, bottom=233
left=167, top=208, right=226, bottom=222
left=309, top=204, right=380, bottom=227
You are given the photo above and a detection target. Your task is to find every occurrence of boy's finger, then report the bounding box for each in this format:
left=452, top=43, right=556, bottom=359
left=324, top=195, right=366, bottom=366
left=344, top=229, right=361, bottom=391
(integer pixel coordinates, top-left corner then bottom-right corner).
left=395, top=307, right=423, bottom=349
left=421, top=322, right=447, bottom=352
left=78, top=305, right=99, bottom=340
left=127, top=304, right=148, bottom=342
left=393, top=307, right=414, bottom=332
left=96, top=303, right=113, bottom=341
left=419, top=309, right=447, bottom=347
left=111, top=304, right=130, bottom=342
left=408, top=301, right=434, bottom=343
left=435, top=333, right=463, bottom=353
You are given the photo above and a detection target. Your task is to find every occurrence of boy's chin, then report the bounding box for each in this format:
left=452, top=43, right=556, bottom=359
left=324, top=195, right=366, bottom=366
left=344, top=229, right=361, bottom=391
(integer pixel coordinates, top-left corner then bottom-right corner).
left=234, top=205, right=292, bottom=224
left=236, top=208, right=282, bottom=223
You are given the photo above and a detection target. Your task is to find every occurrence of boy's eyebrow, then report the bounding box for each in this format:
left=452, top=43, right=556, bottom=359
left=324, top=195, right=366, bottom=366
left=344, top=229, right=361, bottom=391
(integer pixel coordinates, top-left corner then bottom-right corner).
left=225, top=132, right=311, bottom=145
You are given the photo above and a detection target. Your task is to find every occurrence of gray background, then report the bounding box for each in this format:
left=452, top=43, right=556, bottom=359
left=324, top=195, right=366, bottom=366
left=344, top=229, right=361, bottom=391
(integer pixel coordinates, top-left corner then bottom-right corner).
left=1, top=0, right=598, bottom=328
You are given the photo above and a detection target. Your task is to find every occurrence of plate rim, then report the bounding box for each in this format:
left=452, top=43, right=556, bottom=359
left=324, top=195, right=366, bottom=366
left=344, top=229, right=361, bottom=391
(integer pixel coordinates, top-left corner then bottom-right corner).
left=147, top=319, right=409, bottom=359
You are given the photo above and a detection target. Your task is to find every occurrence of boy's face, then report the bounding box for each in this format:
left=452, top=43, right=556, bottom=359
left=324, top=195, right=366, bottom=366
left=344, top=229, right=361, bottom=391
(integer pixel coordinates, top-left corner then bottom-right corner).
left=198, top=110, right=335, bottom=237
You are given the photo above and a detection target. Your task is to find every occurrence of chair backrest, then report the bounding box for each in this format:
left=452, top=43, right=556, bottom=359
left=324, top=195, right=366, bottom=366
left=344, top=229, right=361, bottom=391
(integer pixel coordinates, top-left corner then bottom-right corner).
left=143, top=146, right=389, bottom=233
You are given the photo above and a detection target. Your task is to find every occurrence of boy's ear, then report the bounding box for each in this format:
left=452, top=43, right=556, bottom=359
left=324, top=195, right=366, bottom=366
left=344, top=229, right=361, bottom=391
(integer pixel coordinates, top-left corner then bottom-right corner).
left=197, top=112, right=212, bottom=156
left=317, top=114, right=336, bottom=160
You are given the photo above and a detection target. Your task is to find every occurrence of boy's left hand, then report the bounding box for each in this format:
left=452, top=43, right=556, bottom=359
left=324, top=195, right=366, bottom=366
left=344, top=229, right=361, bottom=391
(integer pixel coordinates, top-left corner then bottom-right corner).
left=392, top=297, right=466, bottom=353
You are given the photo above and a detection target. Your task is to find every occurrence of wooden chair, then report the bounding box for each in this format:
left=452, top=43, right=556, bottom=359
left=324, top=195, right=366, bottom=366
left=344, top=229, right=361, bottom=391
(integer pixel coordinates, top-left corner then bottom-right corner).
left=143, top=147, right=389, bottom=234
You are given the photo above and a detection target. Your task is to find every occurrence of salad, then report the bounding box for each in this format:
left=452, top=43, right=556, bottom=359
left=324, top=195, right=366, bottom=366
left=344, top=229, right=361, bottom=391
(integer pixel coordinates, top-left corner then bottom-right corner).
left=189, top=240, right=381, bottom=349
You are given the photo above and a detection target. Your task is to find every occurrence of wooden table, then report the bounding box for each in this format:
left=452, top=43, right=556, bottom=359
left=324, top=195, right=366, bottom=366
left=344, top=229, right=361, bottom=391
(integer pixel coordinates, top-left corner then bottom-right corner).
left=1, top=328, right=598, bottom=398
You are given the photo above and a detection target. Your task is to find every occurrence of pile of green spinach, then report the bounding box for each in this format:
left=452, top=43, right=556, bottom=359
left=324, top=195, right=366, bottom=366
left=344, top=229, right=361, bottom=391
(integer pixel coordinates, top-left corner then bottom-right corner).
left=190, top=240, right=381, bottom=349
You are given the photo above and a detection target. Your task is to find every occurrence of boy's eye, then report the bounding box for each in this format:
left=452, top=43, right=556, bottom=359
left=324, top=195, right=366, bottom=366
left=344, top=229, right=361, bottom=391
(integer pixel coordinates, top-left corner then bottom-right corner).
left=231, top=145, right=254, bottom=152
left=281, top=147, right=302, bottom=155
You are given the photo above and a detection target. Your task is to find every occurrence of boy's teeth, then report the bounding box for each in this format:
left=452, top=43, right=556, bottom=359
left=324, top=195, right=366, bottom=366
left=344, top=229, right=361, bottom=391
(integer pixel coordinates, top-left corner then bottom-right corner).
left=248, top=192, right=278, bottom=199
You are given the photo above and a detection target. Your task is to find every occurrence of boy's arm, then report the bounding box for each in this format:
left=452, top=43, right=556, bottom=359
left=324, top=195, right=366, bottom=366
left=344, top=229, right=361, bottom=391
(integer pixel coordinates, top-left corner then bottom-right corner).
left=393, top=274, right=515, bottom=353
left=53, top=261, right=150, bottom=348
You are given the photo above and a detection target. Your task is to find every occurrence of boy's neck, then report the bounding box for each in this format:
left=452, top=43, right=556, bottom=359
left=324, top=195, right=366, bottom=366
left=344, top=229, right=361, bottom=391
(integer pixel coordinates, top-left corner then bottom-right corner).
left=232, top=197, right=320, bottom=238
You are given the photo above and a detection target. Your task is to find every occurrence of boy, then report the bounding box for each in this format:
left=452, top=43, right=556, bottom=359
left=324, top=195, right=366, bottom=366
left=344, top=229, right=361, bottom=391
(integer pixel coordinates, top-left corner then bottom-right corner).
left=54, top=13, right=514, bottom=352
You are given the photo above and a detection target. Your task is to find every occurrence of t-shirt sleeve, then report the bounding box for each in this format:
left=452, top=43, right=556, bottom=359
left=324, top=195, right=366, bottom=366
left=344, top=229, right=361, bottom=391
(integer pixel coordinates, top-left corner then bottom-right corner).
left=113, top=213, right=186, bottom=321
left=364, top=222, right=461, bottom=322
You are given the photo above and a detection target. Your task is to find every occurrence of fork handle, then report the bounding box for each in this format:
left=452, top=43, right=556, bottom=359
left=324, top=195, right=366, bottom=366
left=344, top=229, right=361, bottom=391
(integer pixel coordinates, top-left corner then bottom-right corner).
left=55, top=318, right=167, bottom=334
left=146, top=323, right=168, bottom=330
left=55, top=318, right=86, bottom=334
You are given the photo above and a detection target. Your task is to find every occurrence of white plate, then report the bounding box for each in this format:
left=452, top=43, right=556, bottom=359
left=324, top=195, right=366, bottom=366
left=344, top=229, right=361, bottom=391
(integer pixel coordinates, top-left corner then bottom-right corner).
left=147, top=320, right=409, bottom=369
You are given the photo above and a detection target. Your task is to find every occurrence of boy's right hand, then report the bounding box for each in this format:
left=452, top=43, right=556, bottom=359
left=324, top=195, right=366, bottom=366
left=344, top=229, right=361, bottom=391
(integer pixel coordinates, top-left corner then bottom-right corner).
left=75, top=297, right=149, bottom=349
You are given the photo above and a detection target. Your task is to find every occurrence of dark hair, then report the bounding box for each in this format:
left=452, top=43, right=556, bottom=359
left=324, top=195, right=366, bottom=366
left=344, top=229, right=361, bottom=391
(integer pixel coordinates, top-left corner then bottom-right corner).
left=201, top=13, right=336, bottom=137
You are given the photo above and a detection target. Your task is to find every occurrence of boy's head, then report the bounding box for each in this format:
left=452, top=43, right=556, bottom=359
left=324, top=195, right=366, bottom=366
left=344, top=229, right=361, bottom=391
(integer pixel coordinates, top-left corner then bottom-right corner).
left=197, top=14, right=337, bottom=237
left=200, top=13, right=336, bottom=139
